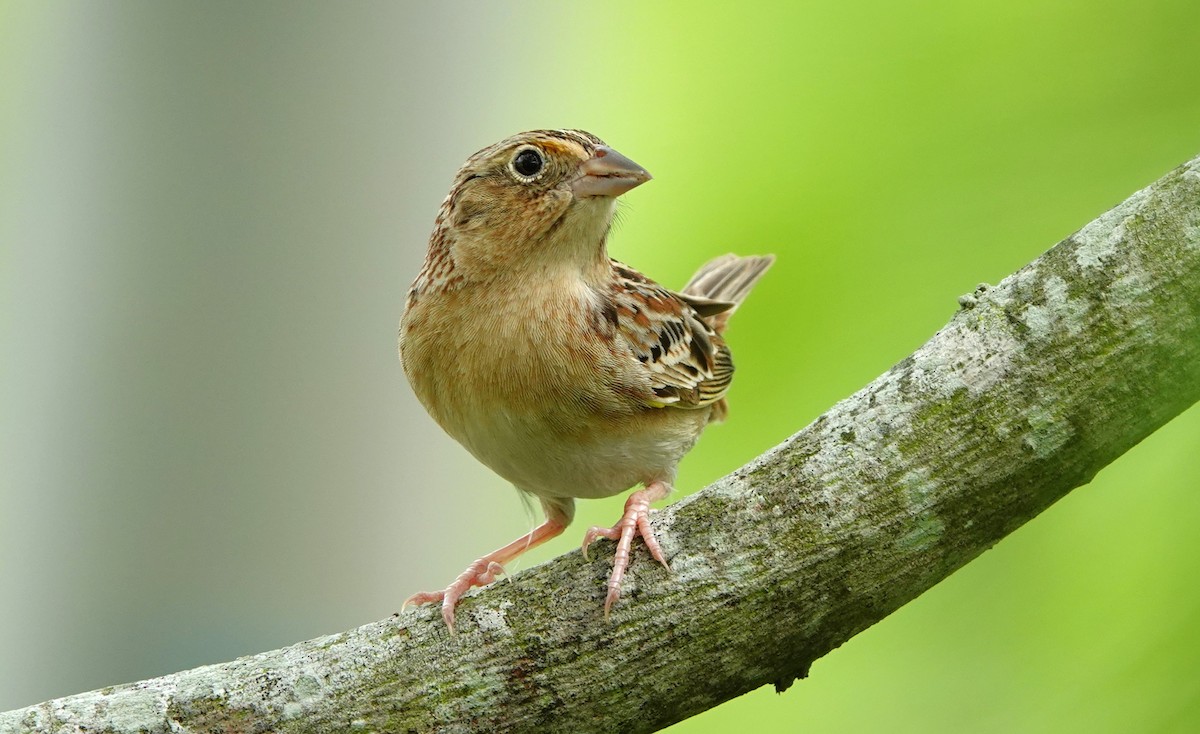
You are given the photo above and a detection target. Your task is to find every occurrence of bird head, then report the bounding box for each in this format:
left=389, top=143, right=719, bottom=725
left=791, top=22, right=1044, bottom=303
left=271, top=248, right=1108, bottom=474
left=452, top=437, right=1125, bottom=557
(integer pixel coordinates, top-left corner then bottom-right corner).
left=432, top=129, right=651, bottom=283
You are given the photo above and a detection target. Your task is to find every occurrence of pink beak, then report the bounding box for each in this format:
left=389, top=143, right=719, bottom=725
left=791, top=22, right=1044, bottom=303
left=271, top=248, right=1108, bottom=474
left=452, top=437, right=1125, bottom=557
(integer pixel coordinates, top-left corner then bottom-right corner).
left=570, top=146, right=652, bottom=198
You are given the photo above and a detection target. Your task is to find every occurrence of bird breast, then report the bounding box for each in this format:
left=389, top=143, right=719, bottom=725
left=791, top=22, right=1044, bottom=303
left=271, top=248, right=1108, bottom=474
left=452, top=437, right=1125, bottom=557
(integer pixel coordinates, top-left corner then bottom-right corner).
left=399, top=273, right=706, bottom=499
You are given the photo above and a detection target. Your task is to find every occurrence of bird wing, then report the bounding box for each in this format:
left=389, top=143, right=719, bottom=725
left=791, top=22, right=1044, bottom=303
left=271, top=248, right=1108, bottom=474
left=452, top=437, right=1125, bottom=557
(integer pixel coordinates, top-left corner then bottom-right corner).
left=608, top=261, right=734, bottom=409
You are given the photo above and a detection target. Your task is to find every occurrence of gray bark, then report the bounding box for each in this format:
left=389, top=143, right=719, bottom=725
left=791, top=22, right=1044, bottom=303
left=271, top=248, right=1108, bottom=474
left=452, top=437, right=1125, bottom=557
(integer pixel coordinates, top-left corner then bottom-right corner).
left=4, top=155, right=1199, bottom=734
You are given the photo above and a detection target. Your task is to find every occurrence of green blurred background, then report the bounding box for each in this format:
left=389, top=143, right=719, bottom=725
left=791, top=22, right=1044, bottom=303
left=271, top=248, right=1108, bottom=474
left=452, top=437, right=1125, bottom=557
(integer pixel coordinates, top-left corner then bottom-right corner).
left=2, top=1, right=1199, bottom=730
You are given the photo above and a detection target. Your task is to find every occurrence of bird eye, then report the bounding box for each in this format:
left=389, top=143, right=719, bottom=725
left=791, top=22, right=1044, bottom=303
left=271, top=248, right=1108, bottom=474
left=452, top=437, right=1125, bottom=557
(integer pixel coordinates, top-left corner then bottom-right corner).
left=510, top=146, right=545, bottom=180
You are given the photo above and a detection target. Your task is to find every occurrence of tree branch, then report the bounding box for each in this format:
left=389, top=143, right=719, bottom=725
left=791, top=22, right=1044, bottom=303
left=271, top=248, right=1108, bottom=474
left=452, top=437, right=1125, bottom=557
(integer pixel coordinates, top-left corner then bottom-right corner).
left=5, top=155, right=1200, bottom=734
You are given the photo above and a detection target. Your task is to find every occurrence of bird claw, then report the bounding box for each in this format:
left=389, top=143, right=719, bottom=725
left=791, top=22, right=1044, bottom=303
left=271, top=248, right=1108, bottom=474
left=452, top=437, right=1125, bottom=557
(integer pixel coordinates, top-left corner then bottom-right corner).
left=401, top=515, right=568, bottom=632
left=582, top=483, right=671, bottom=617
left=402, top=559, right=506, bottom=632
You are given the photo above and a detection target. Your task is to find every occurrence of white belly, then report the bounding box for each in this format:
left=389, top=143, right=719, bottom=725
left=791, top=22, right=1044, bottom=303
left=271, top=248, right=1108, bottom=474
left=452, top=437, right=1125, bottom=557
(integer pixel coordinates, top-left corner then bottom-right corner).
left=454, top=403, right=708, bottom=499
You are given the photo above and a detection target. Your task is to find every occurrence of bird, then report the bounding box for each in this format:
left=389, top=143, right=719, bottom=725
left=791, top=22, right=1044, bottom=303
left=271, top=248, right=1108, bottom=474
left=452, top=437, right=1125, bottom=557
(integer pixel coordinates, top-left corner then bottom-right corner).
left=398, top=129, right=773, bottom=630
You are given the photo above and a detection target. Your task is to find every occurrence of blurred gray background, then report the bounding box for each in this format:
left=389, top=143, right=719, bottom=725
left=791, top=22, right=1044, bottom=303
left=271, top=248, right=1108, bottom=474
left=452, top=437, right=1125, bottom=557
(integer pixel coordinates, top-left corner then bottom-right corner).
left=1, top=2, right=536, bottom=708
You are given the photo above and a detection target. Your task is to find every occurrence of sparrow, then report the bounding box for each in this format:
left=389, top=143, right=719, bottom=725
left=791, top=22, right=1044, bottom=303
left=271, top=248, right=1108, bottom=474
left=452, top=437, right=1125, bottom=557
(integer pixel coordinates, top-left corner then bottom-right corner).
left=398, top=129, right=772, bottom=630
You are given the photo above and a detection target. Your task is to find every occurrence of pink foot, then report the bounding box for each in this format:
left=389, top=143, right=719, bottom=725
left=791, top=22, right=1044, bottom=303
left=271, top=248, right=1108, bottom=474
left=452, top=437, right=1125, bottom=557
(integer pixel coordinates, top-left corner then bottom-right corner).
left=403, top=513, right=567, bottom=632
left=402, top=558, right=506, bottom=632
left=582, top=481, right=671, bottom=617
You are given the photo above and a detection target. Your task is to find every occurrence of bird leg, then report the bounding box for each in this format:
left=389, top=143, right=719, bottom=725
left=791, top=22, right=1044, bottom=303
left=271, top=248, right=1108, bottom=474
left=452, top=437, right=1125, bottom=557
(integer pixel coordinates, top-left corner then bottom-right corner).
left=404, top=513, right=567, bottom=632
left=581, top=480, right=671, bottom=617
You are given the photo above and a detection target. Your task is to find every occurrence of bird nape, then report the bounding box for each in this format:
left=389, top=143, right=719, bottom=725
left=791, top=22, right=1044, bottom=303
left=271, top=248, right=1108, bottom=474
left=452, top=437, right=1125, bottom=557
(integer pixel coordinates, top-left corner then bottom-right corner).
left=398, top=129, right=773, bottom=630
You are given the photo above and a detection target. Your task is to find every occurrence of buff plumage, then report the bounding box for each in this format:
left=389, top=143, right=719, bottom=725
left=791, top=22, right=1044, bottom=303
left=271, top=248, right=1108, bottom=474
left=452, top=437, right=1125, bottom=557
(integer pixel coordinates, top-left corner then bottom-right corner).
left=399, top=129, right=772, bottom=629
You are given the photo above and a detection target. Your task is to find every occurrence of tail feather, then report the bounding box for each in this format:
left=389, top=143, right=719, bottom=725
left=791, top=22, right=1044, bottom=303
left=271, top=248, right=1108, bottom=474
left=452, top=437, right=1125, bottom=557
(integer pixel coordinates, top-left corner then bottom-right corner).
left=682, top=254, right=774, bottom=333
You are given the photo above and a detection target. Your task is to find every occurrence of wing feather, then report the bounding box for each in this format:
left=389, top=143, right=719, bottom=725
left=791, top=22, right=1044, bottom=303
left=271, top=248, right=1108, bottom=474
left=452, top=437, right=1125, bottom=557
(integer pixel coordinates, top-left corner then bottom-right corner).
left=608, top=262, right=733, bottom=410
